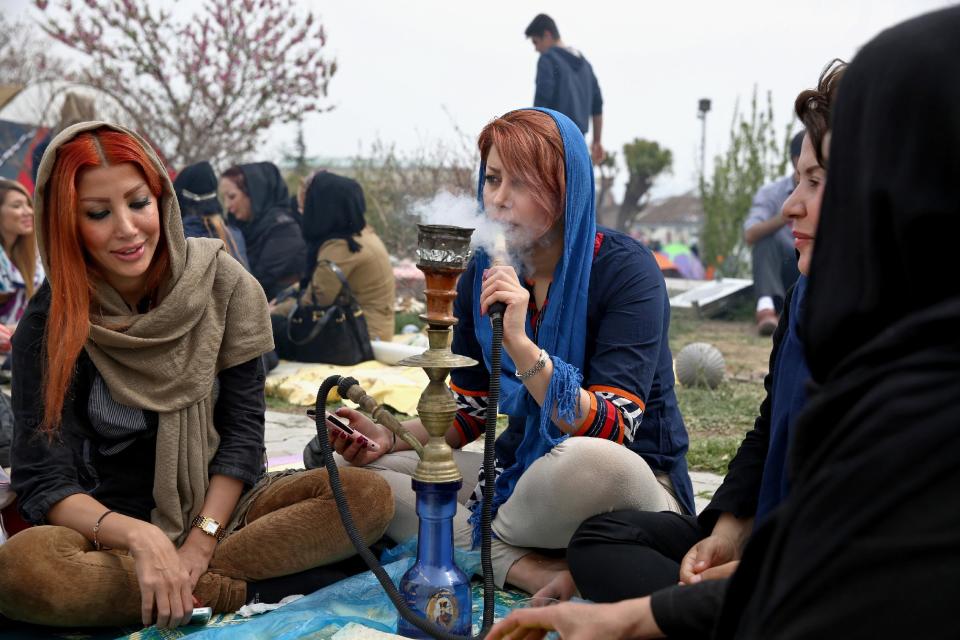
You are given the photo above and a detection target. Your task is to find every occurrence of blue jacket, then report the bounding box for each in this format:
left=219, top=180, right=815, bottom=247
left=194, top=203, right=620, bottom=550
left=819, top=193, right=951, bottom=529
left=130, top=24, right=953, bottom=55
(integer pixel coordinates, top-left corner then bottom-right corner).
left=181, top=214, right=250, bottom=271
left=534, top=47, right=603, bottom=134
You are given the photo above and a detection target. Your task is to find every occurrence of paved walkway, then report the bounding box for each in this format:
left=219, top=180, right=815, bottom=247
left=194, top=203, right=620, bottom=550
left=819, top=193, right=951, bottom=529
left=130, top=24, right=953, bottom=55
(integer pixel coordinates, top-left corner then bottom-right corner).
left=264, top=410, right=724, bottom=513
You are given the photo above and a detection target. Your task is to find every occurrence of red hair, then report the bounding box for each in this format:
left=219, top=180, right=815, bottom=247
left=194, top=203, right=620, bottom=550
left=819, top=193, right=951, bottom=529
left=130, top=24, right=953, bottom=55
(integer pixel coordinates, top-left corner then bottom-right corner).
left=41, top=129, right=171, bottom=433
left=477, top=110, right=566, bottom=223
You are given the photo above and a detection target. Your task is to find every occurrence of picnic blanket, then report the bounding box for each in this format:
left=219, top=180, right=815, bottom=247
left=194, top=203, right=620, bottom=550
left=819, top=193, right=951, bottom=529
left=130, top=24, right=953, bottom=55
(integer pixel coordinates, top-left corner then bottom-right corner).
left=2, top=543, right=527, bottom=640
left=266, top=360, right=429, bottom=415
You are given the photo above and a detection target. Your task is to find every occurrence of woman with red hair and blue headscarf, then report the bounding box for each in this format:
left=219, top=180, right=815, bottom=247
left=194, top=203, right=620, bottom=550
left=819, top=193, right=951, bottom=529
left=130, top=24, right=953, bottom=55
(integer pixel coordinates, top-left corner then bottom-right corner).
left=330, top=108, right=693, bottom=597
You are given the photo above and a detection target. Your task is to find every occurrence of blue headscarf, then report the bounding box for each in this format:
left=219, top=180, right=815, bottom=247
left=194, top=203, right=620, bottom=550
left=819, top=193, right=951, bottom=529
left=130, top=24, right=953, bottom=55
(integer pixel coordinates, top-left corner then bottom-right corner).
left=468, top=108, right=596, bottom=541
left=756, top=276, right=810, bottom=523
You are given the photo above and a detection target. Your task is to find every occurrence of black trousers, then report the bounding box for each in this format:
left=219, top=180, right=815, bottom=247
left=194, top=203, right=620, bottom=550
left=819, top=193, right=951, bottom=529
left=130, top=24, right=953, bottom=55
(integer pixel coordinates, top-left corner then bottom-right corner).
left=568, top=510, right=707, bottom=602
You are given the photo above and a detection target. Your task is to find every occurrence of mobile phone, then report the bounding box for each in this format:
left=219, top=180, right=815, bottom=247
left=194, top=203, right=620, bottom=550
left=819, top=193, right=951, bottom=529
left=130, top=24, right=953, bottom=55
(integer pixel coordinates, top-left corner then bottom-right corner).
left=188, top=607, right=212, bottom=625
left=326, top=413, right=379, bottom=451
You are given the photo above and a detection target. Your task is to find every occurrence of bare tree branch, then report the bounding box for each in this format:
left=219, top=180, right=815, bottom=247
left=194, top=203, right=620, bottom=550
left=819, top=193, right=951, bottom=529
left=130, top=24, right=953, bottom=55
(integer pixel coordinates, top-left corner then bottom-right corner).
left=0, top=13, right=69, bottom=87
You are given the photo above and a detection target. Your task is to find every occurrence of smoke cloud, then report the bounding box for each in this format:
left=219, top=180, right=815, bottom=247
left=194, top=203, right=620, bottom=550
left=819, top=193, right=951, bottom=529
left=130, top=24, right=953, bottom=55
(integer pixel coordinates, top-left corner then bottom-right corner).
left=412, top=190, right=509, bottom=261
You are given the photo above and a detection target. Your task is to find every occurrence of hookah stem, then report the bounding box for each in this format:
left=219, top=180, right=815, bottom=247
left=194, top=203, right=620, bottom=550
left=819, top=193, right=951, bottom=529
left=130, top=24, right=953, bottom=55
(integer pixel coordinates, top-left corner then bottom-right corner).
left=315, top=374, right=496, bottom=640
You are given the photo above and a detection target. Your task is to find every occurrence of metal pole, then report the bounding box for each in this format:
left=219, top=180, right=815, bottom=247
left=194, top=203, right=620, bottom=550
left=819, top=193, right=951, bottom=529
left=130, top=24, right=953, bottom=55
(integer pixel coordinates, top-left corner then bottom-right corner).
left=697, top=98, right=711, bottom=182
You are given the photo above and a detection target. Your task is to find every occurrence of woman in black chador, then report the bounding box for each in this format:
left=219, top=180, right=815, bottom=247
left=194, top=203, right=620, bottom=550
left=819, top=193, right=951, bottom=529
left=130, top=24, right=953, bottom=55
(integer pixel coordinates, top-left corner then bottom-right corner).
left=219, top=162, right=305, bottom=300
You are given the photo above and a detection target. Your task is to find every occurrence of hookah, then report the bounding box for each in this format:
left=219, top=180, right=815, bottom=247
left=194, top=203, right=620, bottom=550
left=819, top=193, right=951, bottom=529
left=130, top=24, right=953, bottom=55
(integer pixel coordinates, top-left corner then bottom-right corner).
left=312, top=224, right=507, bottom=639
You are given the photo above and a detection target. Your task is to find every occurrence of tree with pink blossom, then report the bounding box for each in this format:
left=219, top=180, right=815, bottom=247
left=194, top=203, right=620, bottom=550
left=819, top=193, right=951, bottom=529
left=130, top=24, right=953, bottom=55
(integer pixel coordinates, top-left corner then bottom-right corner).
left=34, top=0, right=336, bottom=167
left=0, top=13, right=65, bottom=87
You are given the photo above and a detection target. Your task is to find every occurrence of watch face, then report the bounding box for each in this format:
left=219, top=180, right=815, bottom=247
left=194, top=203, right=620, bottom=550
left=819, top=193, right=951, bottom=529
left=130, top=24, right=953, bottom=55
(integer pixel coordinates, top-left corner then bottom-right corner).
left=202, top=520, right=218, bottom=535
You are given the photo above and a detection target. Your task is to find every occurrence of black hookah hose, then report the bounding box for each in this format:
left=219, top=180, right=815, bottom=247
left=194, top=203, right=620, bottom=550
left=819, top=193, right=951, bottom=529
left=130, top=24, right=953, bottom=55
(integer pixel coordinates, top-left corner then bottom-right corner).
left=314, top=307, right=504, bottom=639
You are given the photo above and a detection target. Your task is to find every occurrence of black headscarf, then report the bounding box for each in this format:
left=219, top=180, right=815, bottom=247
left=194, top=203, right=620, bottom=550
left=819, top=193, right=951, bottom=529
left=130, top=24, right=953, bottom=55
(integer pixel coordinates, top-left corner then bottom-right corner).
left=301, top=172, right=366, bottom=286
left=173, top=161, right=222, bottom=217
left=714, top=7, right=960, bottom=638
left=230, top=162, right=295, bottom=247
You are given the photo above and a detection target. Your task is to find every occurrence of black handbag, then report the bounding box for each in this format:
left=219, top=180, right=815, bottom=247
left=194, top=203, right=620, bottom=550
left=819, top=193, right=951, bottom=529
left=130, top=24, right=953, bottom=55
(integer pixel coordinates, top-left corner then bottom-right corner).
left=283, top=261, right=375, bottom=365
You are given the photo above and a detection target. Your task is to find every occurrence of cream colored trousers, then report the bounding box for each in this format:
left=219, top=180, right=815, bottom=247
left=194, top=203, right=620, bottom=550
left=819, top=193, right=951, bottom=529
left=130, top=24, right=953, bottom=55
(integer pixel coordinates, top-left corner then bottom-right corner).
left=362, top=437, right=681, bottom=588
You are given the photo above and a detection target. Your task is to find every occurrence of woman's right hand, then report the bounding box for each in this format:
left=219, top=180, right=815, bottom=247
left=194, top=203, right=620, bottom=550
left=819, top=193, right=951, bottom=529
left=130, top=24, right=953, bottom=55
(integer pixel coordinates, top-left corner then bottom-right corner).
left=328, top=407, right=392, bottom=467
left=127, top=523, right=195, bottom=628
left=679, top=512, right=752, bottom=585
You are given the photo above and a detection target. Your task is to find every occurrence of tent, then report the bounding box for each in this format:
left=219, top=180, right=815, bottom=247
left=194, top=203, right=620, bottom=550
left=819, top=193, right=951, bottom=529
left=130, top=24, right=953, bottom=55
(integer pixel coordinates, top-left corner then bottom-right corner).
left=660, top=242, right=705, bottom=280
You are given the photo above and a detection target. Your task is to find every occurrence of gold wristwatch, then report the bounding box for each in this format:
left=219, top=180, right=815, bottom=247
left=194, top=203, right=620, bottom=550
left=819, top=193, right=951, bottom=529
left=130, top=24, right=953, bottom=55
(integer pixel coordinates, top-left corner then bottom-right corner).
left=191, top=514, right=226, bottom=542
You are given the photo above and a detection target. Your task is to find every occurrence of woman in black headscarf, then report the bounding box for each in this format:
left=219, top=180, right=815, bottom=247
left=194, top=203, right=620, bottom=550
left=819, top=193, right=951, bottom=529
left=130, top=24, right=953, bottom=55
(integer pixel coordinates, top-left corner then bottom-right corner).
left=714, top=6, right=960, bottom=637
left=272, top=172, right=395, bottom=351
left=174, top=161, right=249, bottom=269
left=220, top=162, right=306, bottom=300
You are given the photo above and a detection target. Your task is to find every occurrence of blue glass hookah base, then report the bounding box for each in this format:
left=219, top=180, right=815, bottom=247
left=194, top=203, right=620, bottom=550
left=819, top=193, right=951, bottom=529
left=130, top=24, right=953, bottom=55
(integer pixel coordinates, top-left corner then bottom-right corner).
left=397, top=479, right=472, bottom=638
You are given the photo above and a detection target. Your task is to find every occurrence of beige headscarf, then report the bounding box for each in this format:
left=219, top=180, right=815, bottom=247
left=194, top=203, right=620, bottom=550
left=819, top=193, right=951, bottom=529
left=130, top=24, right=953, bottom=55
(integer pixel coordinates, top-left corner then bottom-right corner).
left=34, top=121, right=275, bottom=544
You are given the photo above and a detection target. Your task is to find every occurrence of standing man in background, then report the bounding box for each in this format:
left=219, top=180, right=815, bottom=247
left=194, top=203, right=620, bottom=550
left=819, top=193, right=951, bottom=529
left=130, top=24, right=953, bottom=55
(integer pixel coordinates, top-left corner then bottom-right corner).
left=525, top=14, right=604, bottom=164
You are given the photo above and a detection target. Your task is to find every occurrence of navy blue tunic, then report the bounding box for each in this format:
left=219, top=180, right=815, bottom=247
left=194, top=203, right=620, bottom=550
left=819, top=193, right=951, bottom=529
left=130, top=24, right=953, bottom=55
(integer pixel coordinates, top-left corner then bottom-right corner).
left=450, top=227, right=695, bottom=515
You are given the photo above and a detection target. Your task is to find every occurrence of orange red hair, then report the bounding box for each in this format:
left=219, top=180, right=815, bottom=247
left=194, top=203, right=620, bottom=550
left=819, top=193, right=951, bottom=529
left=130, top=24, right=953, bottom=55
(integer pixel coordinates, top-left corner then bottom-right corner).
left=477, top=110, right=566, bottom=224
left=41, top=129, right=171, bottom=432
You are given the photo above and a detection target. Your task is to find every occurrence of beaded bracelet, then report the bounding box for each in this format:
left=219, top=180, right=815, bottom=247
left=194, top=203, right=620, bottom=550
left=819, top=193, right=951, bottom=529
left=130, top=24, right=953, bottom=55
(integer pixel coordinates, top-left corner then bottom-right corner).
left=93, top=509, right=116, bottom=551
left=516, top=349, right=548, bottom=380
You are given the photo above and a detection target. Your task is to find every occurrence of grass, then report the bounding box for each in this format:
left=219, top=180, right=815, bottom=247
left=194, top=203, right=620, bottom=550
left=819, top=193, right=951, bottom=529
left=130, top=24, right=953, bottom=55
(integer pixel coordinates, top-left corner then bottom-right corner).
left=669, top=313, right=771, bottom=473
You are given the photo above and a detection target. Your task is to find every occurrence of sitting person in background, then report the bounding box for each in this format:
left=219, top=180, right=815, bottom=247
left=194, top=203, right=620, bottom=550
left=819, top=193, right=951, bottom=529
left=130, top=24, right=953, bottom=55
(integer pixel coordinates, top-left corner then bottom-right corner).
left=219, top=162, right=305, bottom=300
left=0, top=179, right=44, bottom=353
left=0, top=123, right=393, bottom=629
left=174, top=161, right=248, bottom=269
left=272, top=172, right=395, bottom=345
left=744, top=131, right=804, bottom=335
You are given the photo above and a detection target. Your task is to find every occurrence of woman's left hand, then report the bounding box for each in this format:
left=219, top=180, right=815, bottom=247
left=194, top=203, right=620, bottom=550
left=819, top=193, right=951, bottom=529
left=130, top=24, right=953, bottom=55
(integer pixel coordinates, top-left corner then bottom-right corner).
left=486, top=597, right=665, bottom=640
left=177, top=531, right=217, bottom=591
left=479, top=265, right=529, bottom=347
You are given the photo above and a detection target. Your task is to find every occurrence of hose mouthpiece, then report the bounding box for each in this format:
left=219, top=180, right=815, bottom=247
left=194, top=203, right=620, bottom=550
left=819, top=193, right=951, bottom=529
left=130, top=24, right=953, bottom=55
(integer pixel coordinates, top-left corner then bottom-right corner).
left=489, top=233, right=509, bottom=320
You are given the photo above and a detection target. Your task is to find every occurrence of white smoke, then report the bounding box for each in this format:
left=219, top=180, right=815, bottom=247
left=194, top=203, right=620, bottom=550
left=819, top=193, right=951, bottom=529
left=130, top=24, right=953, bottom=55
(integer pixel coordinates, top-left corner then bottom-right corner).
left=412, top=190, right=509, bottom=261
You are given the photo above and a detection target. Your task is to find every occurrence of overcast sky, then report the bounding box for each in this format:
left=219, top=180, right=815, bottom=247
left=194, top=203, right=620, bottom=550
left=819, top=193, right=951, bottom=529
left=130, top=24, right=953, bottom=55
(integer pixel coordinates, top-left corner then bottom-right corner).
left=5, top=0, right=951, bottom=198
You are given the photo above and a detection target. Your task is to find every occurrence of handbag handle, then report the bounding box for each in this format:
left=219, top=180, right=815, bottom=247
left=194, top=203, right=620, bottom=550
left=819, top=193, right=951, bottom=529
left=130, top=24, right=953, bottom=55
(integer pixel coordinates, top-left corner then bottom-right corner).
left=323, top=260, right=356, bottom=305
left=286, top=302, right=338, bottom=346
left=286, top=260, right=364, bottom=346
left=300, top=259, right=353, bottom=304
